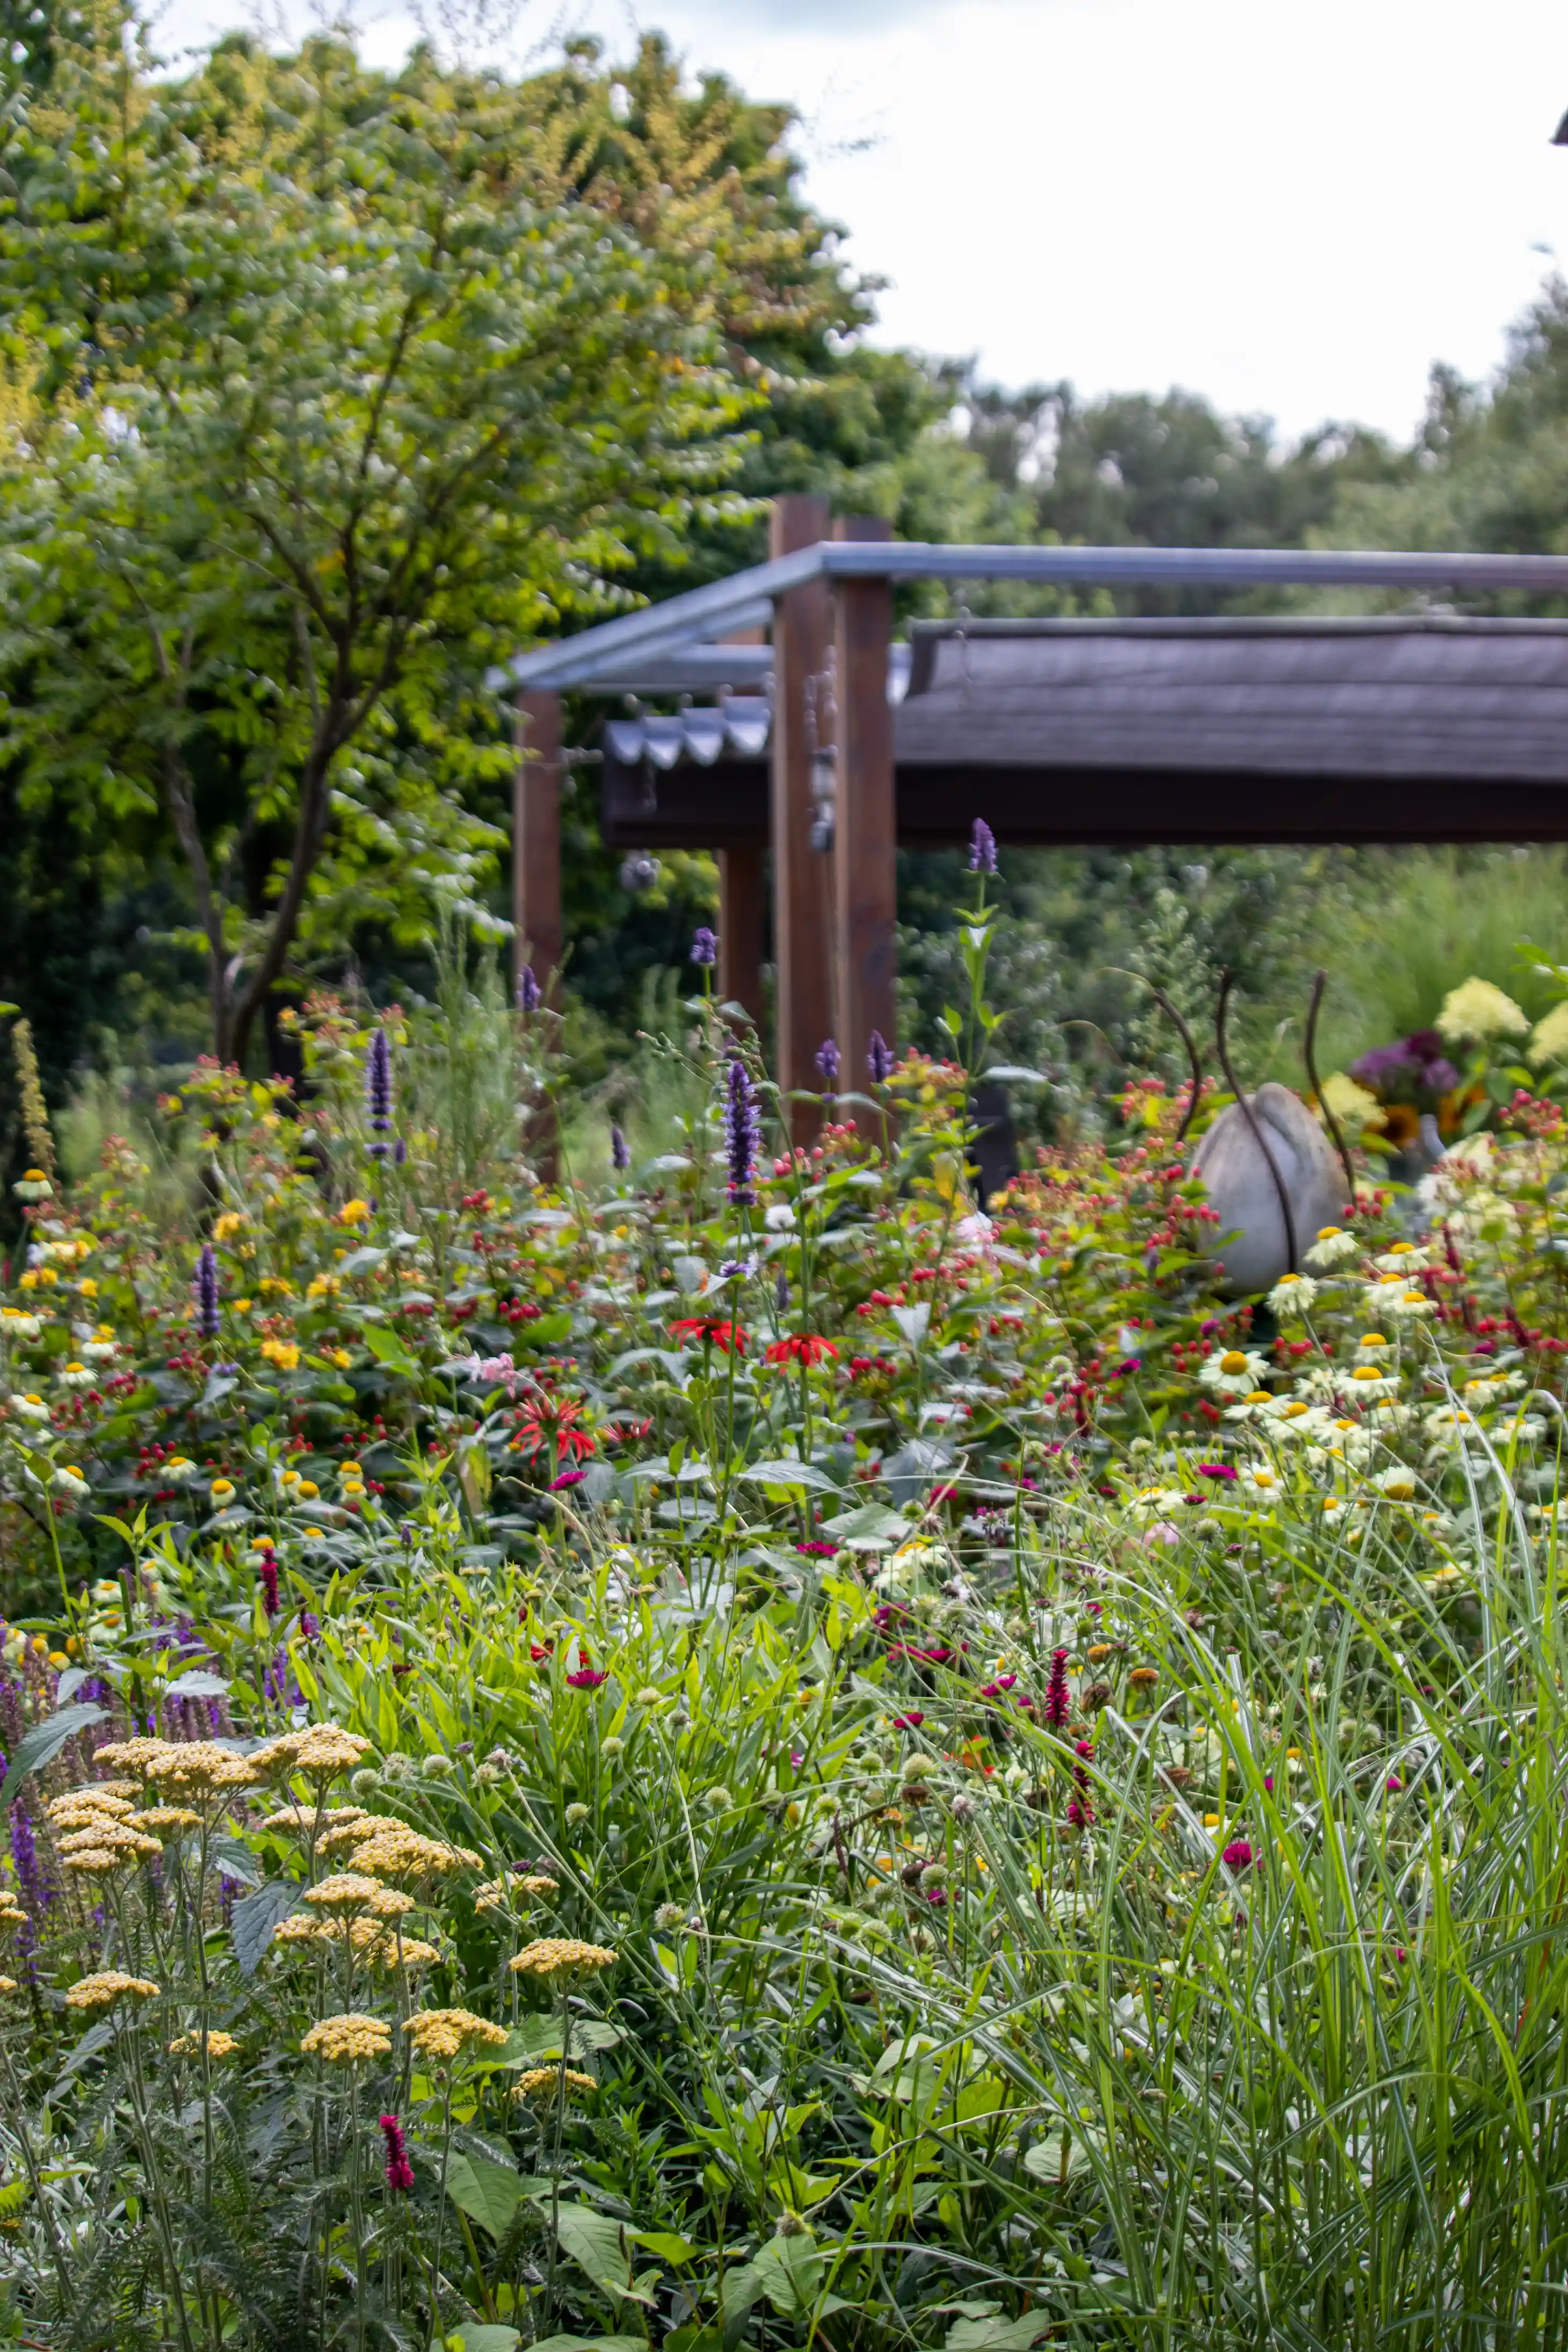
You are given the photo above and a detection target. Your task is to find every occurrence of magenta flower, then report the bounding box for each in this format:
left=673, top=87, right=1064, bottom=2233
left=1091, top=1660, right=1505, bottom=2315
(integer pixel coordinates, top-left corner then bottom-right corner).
left=1044, top=1648, right=1071, bottom=1731
left=565, top=1667, right=607, bottom=1689
left=549, top=1469, right=586, bottom=1491
left=257, top=1549, right=279, bottom=1618
left=891, top=1711, right=924, bottom=1730
left=380, top=2113, right=414, bottom=2195
left=1197, top=1462, right=1239, bottom=1482
left=1386, top=1774, right=1403, bottom=1793
left=1222, top=1839, right=1254, bottom=1870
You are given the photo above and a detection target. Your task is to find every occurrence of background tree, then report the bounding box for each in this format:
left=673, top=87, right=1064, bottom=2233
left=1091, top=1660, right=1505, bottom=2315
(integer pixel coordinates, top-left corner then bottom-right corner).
left=0, top=26, right=753, bottom=1068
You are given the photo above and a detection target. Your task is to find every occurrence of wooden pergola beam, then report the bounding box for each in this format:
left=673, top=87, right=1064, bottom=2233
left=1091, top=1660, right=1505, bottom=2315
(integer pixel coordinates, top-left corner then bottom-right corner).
left=769, top=494, right=834, bottom=1144
left=832, top=516, right=897, bottom=1087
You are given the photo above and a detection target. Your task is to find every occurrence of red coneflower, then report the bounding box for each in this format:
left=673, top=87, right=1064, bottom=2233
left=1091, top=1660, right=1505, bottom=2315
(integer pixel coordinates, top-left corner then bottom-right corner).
left=764, top=1334, right=839, bottom=1367
left=669, top=1317, right=746, bottom=1355
left=380, top=2113, right=414, bottom=2194
left=511, top=1392, right=597, bottom=1465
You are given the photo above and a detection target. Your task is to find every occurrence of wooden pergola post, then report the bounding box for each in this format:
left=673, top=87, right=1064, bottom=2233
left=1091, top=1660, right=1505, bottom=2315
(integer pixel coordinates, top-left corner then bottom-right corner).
left=832, top=517, right=897, bottom=1092
left=515, top=687, right=563, bottom=1178
left=717, top=846, right=766, bottom=1030
left=769, top=493, right=833, bottom=1145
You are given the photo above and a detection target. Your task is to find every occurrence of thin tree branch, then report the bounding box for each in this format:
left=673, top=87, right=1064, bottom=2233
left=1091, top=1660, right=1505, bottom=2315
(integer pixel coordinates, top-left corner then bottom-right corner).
left=1304, top=967, right=1358, bottom=1212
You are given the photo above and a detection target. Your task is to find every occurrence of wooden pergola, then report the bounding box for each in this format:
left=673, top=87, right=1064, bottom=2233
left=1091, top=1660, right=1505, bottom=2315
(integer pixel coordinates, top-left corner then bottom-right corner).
left=500, top=499, right=1568, bottom=1135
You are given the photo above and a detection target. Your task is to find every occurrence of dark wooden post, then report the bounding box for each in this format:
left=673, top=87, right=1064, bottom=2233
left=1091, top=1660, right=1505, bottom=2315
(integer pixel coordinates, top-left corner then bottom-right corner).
left=717, top=845, right=766, bottom=1030
left=769, top=494, right=833, bottom=1144
left=515, top=689, right=563, bottom=1000
left=515, top=688, right=563, bottom=1179
left=832, top=516, right=897, bottom=1093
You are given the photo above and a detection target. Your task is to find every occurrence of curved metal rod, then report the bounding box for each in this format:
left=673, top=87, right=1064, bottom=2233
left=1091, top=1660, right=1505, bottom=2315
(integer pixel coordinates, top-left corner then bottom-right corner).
left=1214, top=968, right=1298, bottom=1275
left=1146, top=985, right=1205, bottom=1142
left=1303, top=967, right=1358, bottom=1214
left=1101, top=967, right=1205, bottom=1141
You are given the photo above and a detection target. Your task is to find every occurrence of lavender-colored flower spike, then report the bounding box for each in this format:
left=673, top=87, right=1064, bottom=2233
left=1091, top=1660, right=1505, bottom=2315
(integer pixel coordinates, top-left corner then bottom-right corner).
left=690, top=926, right=718, bottom=969
left=366, top=1026, right=393, bottom=1158
left=723, top=1055, right=760, bottom=1206
left=393, top=1137, right=406, bottom=1167
left=867, top=1030, right=894, bottom=1085
left=815, top=1037, right=840, bottom=1086
left=969, top=818, right=997, bottom=874
left=610, top=1123, right=630, bottom=1172
left=195, top=1242, right=220, bottom=1338
left=517, top=964, right=542, bottom=1013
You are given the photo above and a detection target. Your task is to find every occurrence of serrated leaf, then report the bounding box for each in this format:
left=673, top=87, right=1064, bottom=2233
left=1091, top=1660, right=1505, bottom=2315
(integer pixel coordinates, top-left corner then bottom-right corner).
left=211, top=1834, right=261, bottom=1888
left=165, top=1669, right=229, bottom=1698
left=230, top=1879, right=304, bottom=1977
left=445, top=2151, right=524, bottom=2238
left=0, top=1703, right=107, bottom=1810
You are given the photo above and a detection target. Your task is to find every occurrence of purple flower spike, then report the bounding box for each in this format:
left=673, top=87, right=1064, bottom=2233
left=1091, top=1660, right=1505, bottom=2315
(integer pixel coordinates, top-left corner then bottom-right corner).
left=969, top=818, right=997, bottom=874
left=517, top=964, right=542, bottom=1013
left=610, top=1123, right=630, bottom=1172
left=867, top=1030, right=894, bottom=1085
left=194, top=1242, right=220, bottom=1338
left=366, top=1027, right=393, bottom=1158
left=815, top=1037, right=840, bottom=1086
left=690, top=926, right=718, bottom=969
left=724, top=1055, right=761, bottom=1206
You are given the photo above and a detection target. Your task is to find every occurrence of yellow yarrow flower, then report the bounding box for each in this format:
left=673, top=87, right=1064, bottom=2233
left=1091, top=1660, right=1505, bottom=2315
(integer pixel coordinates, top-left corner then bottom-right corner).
left=300, top=2012, right=392, bottom=2063
left=509, top=1937, right=618, bottom=1985
left=66, top=1971, right=160, bottom=2012
left=402, top=2008, right=509, bottom=2060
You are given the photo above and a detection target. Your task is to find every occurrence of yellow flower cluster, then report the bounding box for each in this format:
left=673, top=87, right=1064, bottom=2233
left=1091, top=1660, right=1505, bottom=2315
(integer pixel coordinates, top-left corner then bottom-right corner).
left=256, top=1726, right=375, bottom=1781
left=92, top=1739, right=260, bottom=1797
left=514, top=2066, right=597, bottom=2103
left=304, top=1873, right=384, bottom=1914
left=349, top=1825, right=478, bottom=1884
left=66, top=1971, right=161, bottom=2012
left=402, top=2008, right=509, bottom=2060
left=300, top=2013, right=393, bottom=2064
left=509, top=1937, right=618, bottom=1985
left=169, top=2030, right=238, bottom=2058
left=474, top=1870, right=558, bottom=1913
left=260, top=1803, right=368, bottom=1838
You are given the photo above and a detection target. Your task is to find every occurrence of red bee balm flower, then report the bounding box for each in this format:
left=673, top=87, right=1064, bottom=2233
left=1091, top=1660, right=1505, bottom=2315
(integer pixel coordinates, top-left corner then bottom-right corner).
left=764, top=1334, right=839, bottom=1366
left=670, top=1318, right=746, bottom=1355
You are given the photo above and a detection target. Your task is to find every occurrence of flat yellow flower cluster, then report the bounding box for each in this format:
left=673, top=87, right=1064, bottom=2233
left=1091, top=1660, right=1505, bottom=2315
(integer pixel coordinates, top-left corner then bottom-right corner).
left=300, top=2013, right=393, bottom=2064
left=514, top=2065, right=597, bottom=2102
left=509, top=1937, right=618, bottom=1984
left=66, top=1971, right=161, bottom=2012
left=402, top=2008, right=509, bottom=2059
left=169, top=2030, right=238, bottom=2058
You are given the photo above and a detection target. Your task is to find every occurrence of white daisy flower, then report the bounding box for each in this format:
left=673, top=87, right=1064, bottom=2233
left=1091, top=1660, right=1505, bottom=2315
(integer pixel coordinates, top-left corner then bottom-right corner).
left=1305, top=1225, right=1359, bottom=1268
left=1200, top=1347, right=1271, bottom=1397
left=1374, top=1465, right=1419, bottom=1503
left=1267, top=1272, right=1318, bottom=1315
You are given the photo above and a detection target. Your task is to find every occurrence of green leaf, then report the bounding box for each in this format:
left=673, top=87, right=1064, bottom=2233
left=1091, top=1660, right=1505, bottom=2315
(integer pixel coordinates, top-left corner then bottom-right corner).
left=0, top=1703, right=107, bottom=1810
left=946, top=2318, right=1055, bottom=2352
left=445, top=2152, right=525, bottom=2239
left=230, top=1879, right=305, bottom=1978
left=735, top=1459, right=839, bottom=1493
left=534, top=2199, right=645, bottom=2303
left=528, top=2337, right=646, bottom=2352
left=361, top=1324, right=422, bottom=1379
left=630, top=2230, right=698, bottom=2266
left=432, top=2331, right=522, bottom=2352
left=821, top=1501, right=908, bottom=1550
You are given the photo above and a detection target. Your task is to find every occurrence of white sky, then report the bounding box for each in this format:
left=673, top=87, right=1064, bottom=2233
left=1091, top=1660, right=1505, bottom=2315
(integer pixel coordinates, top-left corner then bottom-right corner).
left=155, top=0, right=1568, bottom=446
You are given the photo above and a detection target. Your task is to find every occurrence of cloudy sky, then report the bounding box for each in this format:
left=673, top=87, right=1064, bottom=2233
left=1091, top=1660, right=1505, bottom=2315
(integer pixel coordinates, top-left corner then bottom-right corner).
left=158, top=0, right=1568, bottom=446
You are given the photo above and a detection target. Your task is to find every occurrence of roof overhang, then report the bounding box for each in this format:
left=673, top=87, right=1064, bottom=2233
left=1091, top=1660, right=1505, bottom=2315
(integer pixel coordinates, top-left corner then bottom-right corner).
left=496, top=541, right=1568, bottom=694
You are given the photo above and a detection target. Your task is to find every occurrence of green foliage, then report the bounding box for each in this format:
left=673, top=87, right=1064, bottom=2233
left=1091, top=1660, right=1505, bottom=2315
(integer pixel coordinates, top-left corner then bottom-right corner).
left=0, top=23, right=753, bottom=1066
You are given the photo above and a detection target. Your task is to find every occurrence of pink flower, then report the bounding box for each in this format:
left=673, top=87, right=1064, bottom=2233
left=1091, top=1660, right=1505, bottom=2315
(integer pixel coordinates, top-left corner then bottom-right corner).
left=892, top=1711, right=924, bottom=1731
left=1385, top=1774, right=1403, bottom=1793
left=1222, top=1839, right=1253, bottom=1870
left=1198, top=1462, right=1238, bottom=1483
left=565, top=1667, right=607, bottom=1689
left=978, top=1675, right=1017, bottom=1698
left=380, top=2113, right=414, bottom=2195
left=549, top=1469, right=586, bottom=1490
left=1044, top=1649, right=1070, bottom=1731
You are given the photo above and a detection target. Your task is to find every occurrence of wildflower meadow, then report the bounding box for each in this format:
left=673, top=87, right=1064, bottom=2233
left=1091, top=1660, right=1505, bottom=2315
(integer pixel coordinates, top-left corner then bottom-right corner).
left=4, top=840, right=1568, bottom=2350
